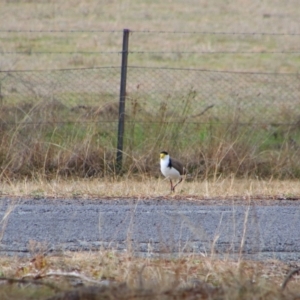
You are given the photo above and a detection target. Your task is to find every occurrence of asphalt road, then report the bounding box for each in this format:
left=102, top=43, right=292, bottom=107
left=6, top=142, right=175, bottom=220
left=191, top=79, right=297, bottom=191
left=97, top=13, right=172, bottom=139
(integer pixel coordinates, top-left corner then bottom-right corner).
left=1, top=198, right=300, bottom=261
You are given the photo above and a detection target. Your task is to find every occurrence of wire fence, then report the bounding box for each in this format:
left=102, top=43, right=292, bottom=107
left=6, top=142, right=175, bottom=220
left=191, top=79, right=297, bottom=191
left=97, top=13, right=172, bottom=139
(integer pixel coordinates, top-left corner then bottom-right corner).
left=2, top=67, right=300, bottom=122
left=1, top=29, right=300, bottom=177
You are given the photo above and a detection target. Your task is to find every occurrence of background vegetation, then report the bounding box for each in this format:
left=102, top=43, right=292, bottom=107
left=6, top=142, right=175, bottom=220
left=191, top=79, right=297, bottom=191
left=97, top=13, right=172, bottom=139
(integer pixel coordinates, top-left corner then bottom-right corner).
left=1, top=1, right=300, bottom=299
left=1, top=1, right=300, bottom=181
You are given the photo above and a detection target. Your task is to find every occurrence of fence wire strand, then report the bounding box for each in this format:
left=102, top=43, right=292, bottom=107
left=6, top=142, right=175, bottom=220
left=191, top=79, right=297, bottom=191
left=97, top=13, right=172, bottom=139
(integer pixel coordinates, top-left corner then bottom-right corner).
left=1, top=29, right=300, bottom=36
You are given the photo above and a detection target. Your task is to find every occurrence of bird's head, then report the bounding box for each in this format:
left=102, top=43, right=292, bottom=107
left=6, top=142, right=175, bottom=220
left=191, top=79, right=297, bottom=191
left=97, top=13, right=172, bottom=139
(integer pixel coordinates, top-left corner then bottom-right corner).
left=160, top=151, right=169, bottom=160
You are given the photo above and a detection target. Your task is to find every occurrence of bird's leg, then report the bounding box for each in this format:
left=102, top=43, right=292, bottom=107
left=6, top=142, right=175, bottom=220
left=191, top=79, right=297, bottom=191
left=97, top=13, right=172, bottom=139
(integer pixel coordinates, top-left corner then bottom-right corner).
left=172, top=178, right=183, bottom=192
left=170, top=179, right=174, bottom=192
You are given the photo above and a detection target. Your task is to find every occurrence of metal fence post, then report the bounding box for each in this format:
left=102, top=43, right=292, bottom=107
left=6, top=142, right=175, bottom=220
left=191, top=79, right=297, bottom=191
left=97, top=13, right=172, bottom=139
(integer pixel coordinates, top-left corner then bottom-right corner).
left=116, top=29, right=130, bottom=173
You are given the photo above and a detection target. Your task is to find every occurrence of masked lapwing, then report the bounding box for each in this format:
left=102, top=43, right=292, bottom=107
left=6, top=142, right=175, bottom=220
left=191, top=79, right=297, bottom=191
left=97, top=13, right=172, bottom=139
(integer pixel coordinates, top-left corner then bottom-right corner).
left=160, top=151, right=185, bottom=192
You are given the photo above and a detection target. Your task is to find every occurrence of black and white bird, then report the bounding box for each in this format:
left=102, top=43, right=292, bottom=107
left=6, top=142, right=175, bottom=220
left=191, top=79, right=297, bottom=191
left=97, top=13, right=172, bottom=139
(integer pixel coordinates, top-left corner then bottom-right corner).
left=160, top=151, right=185, bottom=192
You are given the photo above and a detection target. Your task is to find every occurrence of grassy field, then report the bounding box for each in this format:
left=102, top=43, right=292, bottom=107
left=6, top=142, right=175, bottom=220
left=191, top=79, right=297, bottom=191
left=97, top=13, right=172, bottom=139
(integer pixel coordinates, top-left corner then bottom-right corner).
left=1, top=1, right=300, bottom=299
left=1, top=1, right=300, bottom=180
left=1, top=0, right=300, bottom=180
left=1, top=0, right=300, bottom=71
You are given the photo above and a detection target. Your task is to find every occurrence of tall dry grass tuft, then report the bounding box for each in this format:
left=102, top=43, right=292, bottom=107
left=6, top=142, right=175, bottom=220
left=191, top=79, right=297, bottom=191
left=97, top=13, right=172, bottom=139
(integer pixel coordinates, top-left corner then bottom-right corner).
left=1, top=90, right=300, bottom=181
left=124, top=88, right=300, bottom=181
left=0, top=250, right=298, bottom=300
left=0, top=98, right=118, bottom=180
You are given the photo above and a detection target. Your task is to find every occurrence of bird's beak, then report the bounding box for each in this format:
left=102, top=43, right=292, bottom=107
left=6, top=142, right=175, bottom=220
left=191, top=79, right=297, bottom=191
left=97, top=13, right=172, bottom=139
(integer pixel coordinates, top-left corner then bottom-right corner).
left=160, top=153, right=165, bottom=159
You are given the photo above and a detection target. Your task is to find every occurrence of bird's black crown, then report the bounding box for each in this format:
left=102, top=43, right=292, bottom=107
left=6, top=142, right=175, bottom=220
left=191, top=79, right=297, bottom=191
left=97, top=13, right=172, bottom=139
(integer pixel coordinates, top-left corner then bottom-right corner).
left=160, top=151, right=169, bottom=155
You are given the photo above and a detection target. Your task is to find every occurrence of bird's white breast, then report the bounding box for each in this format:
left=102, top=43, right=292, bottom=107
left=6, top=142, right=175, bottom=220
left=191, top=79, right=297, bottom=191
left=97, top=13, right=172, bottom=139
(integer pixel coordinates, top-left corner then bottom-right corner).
left=160, top=155, right=181, bottom=180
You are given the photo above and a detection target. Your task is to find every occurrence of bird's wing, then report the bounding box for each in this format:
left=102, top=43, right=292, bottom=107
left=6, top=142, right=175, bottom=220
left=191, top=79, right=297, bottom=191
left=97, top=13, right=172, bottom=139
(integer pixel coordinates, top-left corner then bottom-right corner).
left=171, top=158, right=186, bottom=175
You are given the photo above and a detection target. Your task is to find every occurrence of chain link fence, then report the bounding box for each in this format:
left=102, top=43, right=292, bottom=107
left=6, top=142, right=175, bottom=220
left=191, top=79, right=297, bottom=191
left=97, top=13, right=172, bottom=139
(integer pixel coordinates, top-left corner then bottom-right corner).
left=2, top=67, right=299, bottom=124
left=1, top=30, right=300, bottom=178
left=0, top=67, right=121, bottom=141
left=126, top=67, right=300, bottom=124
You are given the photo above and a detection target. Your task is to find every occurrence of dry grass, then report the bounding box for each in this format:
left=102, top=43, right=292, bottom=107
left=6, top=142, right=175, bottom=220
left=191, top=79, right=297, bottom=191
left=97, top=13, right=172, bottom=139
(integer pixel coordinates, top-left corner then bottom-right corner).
left=1, top=177, right=300, bottom=199
left=1, top=177, right=299, bottom=299
left=1, top=94, right=300, bottom=180
left=0, top=250, right=299, bottom=300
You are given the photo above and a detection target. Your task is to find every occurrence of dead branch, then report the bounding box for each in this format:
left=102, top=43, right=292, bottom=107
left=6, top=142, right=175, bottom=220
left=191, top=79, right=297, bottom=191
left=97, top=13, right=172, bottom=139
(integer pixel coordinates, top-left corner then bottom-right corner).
left=0, top=276, right=60, bottom=292
left=281, top=267, right=300, bottom=291
left=22, top=271, right=111, bottom=285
